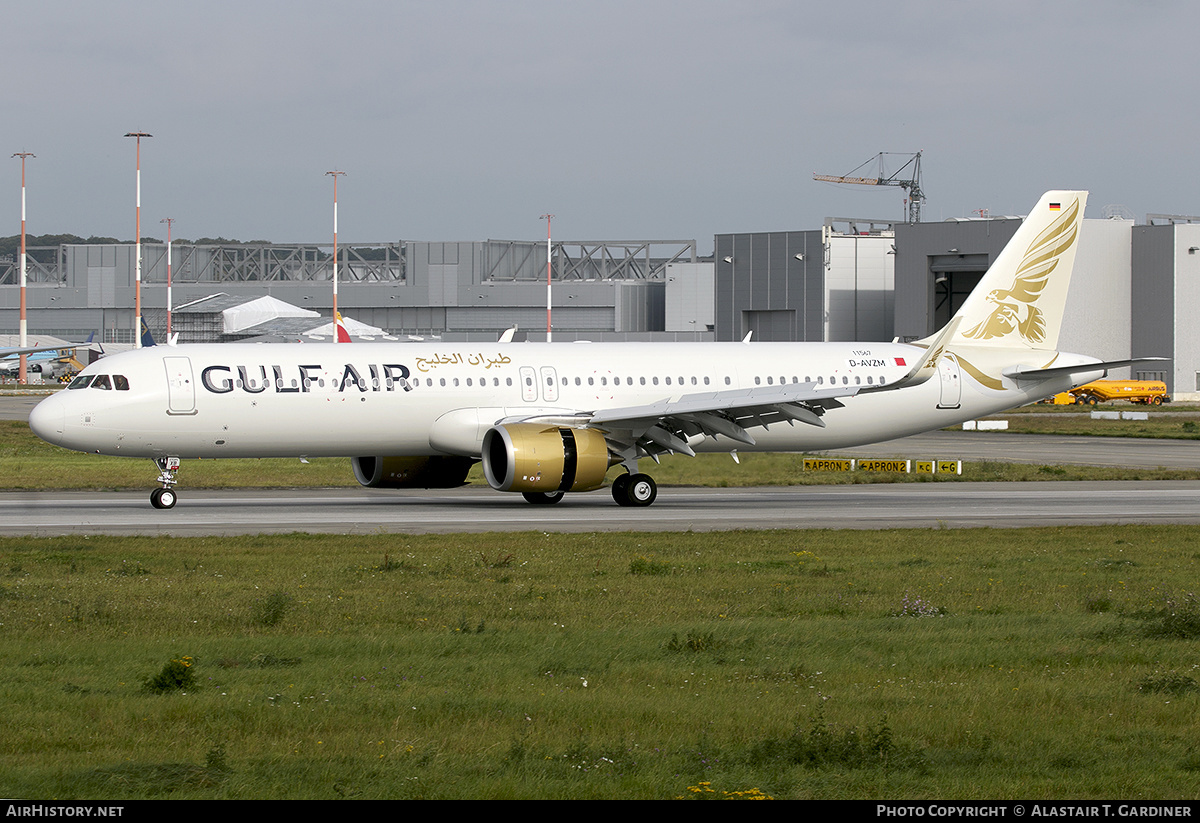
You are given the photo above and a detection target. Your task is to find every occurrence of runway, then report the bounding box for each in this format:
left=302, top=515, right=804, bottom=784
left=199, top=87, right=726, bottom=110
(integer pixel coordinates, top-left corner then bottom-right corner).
left=5, top=481, right=1200, bottom=536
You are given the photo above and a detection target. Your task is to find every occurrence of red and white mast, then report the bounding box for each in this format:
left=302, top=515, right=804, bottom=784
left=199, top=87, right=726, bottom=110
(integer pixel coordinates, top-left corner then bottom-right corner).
left=12, top=151, right=34, bottom=383
left=327, top=170, right=346, bottom=342
left=540, top=213, right=554, bottom=342
left=125, top=132, right=152, bottom=348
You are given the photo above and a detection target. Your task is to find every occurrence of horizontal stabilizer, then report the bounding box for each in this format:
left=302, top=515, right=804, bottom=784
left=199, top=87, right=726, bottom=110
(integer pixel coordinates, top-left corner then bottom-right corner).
left=1003, top=357, right=1169, bottom=381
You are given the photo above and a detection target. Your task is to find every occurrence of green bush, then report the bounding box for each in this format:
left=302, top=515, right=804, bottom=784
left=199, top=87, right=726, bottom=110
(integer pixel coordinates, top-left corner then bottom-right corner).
left=142, top=657, right=196, bottom=694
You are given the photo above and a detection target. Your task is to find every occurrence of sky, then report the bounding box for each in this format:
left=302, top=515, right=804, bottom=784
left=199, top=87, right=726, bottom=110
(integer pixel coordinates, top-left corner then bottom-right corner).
left=3, top=1, right=1198, bottom=252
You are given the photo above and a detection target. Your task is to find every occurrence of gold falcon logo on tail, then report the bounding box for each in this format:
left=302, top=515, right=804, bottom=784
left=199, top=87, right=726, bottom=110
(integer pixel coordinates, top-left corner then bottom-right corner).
left=962, top=198, right=1080, bottom=345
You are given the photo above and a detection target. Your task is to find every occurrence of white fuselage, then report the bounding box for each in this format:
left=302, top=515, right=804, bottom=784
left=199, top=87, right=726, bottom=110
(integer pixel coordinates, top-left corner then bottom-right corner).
left=29, top=340, right=1095, bottom=461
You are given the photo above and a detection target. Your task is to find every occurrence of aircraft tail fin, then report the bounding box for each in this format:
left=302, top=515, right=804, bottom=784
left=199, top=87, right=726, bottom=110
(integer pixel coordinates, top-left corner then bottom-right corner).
left=946, top=190, right=1087, bottom=352
left=140, top=318, right=156, bottom=348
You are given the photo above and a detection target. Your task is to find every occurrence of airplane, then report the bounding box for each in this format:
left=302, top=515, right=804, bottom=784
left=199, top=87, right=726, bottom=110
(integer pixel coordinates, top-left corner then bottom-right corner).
left=0, top=342, right=80, bottom=360
left=1, top=334, right=100, bottom=380
left=28, top=190, right=1164, bottom=510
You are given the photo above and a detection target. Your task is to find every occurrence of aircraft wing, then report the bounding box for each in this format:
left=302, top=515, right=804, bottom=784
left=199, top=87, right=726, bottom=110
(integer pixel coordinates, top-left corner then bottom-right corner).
left=507, top=381, right=862, bottom=457
left=0, top=344, right=78, bottom=359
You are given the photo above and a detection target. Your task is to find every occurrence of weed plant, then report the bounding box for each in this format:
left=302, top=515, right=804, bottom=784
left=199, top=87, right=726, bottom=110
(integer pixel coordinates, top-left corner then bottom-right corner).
left=142, top=657, right=196, bottom=694
left=2, top=526, right=1200, bottom=798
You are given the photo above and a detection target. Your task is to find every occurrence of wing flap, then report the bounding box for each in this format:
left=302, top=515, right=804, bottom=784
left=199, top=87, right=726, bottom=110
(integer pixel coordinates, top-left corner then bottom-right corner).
left=569, top=381, right=861, bottom=459
left=589, top=381, right=856, bottom=427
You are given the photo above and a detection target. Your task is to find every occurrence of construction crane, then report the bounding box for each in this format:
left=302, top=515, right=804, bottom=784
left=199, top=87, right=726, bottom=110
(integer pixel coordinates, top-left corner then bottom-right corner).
left=813, top=151, right=925, bottom=223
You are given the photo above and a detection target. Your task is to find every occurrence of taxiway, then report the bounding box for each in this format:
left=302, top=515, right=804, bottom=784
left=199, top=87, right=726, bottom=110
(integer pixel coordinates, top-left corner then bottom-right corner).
left=4, top=395, right=1200, bottom=536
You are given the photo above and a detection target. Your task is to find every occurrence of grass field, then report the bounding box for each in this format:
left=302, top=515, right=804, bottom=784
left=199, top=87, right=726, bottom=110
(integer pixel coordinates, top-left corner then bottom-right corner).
left=2, top=527, right=1199, bottom=799
left=998, top=405, right=1200, bottom=440
left=4, top=409, right=1200, bottom=799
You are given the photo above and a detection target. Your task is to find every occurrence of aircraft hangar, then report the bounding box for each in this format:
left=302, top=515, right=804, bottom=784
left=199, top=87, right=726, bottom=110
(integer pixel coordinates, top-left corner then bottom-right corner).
left=1, top=206, right=1198, bottom=398
left=892, top=213, right=1199, bottom=399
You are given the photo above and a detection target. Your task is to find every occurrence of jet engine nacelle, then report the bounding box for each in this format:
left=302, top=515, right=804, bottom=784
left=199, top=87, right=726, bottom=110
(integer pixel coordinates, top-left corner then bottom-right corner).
left=351, top=455, right=474, bottom=489
left=481, top=423, right=613, bottom=494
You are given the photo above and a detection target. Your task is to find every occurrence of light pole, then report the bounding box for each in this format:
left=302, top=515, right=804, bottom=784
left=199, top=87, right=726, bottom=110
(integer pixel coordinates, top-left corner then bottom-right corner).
left=540, top=213, right=554, bottom=342
left=124, top=132, right=152, bottom=348
left=326, top=170, right=345, bottom=342
left=160, top=217, right=174, bottom=339
left=12, top=151, right=34, bottom=383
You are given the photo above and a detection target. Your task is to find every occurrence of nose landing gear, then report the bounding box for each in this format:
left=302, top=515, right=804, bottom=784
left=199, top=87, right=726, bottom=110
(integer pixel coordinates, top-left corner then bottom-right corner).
left=150, top=457, right=180, bottom=509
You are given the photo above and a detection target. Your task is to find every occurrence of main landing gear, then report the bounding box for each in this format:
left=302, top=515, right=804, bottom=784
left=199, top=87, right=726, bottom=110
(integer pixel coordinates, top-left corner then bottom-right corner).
left=611, top=472, right=657, bottom=507
left=518, top=472, right=659, bottom=507
left=150, top=457, right=180, bottom=509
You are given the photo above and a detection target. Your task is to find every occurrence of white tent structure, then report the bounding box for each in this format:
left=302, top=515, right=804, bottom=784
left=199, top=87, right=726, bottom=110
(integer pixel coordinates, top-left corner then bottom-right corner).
left=302, top=315, right=392, bottom=340
left=220, top=295, right=320, bottom=334
left=171, top=293, right=390, bottom=342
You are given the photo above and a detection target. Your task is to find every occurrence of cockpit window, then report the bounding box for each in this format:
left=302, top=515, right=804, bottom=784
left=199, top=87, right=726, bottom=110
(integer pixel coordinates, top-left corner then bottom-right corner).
left=114, top=375, right=130, bottom=391
left=68, top=375, right=95, bottom=390
left=92, top=374, right=112, bottom=390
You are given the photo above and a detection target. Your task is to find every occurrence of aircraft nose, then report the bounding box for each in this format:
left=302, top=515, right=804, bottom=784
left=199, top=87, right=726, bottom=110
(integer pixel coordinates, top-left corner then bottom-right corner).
left=28, top=394, right=65, bottom=446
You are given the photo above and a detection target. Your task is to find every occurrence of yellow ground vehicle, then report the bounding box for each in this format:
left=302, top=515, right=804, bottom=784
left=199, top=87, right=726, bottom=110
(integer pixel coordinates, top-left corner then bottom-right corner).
left=1047, top=380, right=1170, bottom=406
